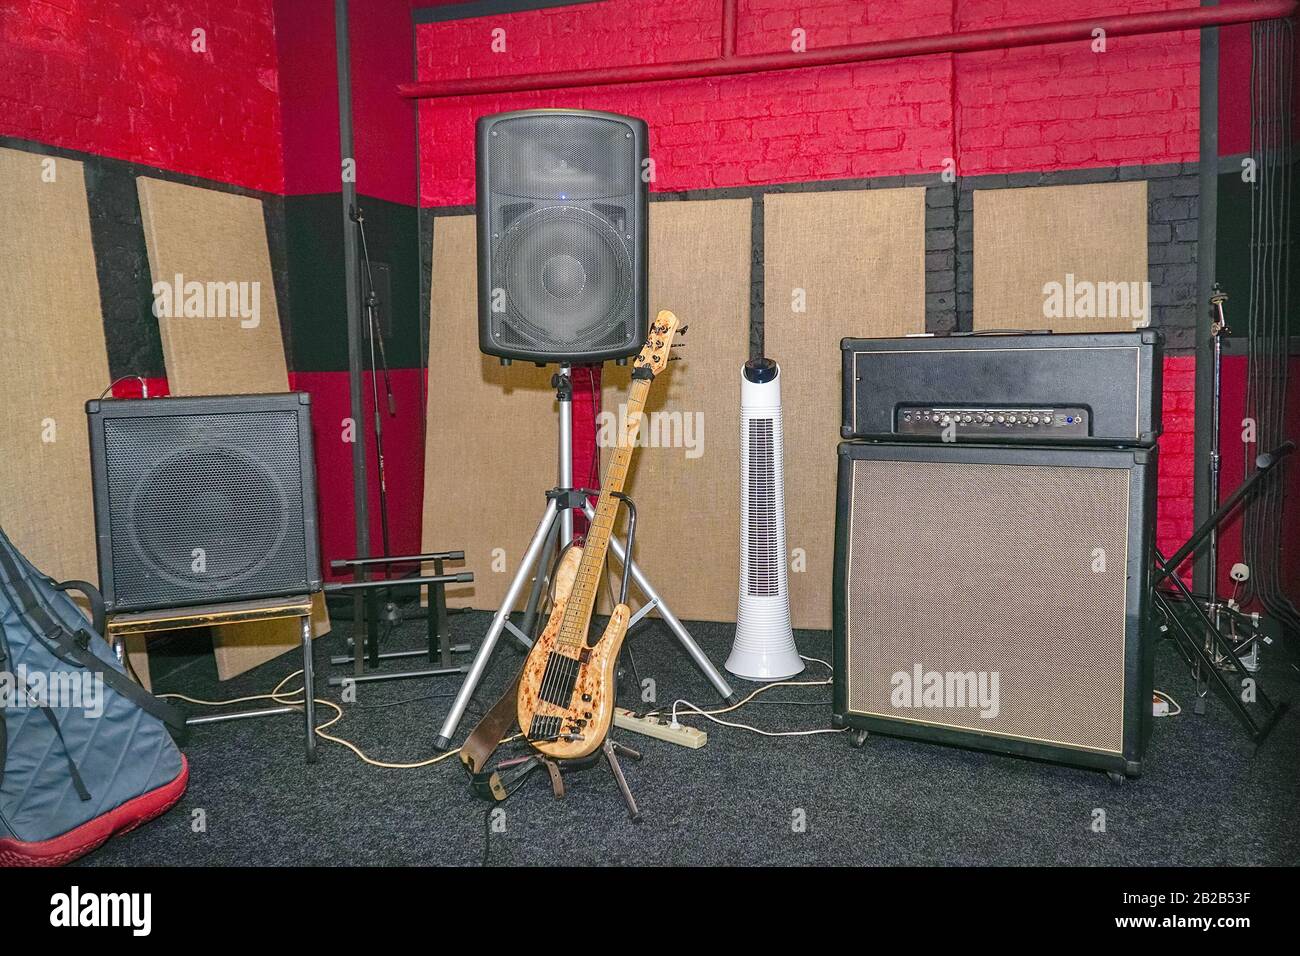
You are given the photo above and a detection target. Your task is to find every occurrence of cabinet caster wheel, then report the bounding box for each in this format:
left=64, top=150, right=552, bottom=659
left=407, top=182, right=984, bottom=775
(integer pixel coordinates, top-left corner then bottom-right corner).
left=849, top=729, right=869, bottom=749
left=1106, top=771, right=1125, bottom=788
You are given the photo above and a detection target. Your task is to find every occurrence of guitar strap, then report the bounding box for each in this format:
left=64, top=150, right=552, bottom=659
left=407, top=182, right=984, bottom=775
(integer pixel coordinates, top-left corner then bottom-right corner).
left=461, top=668, right=565, bottom=802
left=460, top=672, right=520, bottom=778
left=460, top=670, right=566, bottom=803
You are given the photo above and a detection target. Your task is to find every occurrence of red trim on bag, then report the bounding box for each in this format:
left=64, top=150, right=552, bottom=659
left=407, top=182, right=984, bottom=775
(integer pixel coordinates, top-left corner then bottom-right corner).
left=0, top=755, right=189, bottom=867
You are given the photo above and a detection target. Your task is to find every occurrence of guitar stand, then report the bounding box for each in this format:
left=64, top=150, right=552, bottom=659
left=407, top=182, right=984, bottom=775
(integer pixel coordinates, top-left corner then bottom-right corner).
left=1151, top=441, right=1296, bottom=745
left=467, top=489, right=650, bottom=820
left=474, top=740, right=644, bottom=822
left=324, top=551, right=476, bottom=686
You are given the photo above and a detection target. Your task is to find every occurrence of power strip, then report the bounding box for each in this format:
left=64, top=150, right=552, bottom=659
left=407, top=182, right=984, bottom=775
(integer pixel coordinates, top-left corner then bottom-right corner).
left=613, top=708, right=708, bottom=749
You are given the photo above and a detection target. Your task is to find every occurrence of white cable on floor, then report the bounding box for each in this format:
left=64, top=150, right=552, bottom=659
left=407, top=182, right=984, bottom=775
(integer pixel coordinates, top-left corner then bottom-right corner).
left=161, top=672, right=520, bottom=769
left=162, top=653, right=842, bottom=766
left=1153, top=688, right=1182, bottom=716
left=661, top=654, right=848, bottom=738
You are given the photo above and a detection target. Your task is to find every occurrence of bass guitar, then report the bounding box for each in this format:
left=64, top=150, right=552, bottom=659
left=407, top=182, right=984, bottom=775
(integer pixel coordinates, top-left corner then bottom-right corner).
left=516, top=309, right=682, bottom=759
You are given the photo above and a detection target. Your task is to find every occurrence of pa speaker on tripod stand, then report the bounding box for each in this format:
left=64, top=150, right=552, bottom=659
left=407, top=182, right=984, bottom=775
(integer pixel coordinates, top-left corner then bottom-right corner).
left=477, top=108, right=648, bottom=364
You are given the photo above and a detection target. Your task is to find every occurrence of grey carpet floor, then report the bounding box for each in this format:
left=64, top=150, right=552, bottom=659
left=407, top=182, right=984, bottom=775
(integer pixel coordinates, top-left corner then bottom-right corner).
left=78, top=609, right=1299, bottom=866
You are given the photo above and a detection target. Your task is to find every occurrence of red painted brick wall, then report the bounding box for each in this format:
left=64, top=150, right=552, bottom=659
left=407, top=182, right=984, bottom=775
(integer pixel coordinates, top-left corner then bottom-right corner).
left=0, top=0, right=284, bottom=193
left=955, top=0, right=1200, bottom=174
left=415, top=0, right=1201, bottom=205
left=1157, top=355, right=1196, bottom=566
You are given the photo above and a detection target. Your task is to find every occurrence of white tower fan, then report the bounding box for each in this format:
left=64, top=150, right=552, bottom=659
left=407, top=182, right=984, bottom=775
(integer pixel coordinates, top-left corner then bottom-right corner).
left=726, top=358, right=804, bottom=681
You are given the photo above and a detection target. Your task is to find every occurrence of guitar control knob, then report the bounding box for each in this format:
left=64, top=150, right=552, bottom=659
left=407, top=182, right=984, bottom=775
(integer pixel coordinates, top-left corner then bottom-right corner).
left=583, top=711, right=593, bottom=719
left=581, top=693, right=592, bottom=702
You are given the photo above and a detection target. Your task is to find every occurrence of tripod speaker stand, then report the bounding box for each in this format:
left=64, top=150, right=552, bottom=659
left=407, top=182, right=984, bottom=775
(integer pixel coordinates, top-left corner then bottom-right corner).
left=433, top=365, right=738, bottom=750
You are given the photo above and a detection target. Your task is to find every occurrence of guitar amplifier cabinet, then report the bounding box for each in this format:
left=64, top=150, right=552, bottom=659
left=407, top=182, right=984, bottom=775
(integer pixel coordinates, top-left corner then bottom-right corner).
left=86, top=393, right=321, bottom=613
left=840, top=331, right=1162, bottom=445
left=832, top=441, right=1157, bottom=776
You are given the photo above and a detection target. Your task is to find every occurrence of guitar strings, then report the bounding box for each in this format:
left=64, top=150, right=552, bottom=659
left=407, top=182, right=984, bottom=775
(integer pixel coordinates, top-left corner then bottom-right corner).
left=531, top=380, right=645, bottom=740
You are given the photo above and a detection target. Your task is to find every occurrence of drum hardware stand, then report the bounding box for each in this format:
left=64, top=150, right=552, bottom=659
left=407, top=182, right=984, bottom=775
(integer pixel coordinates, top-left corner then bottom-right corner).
left=325, top=552, right=476, bottom=686
left=1188, top=286, right=1268, bottom=710
left=433, top=364, right=737, bottom=750
left=1152, top=440, right=1295, bottom=744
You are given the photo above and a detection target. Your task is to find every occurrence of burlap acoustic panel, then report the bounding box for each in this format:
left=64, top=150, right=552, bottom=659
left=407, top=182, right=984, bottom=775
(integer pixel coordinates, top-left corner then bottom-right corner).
left=0, top=147, right=141, bottom=665
left=421, top=215, right=556, bottom=612
left=974, top=181, right=1149, bottom=333
left=137, top=177, right=290, bottom=393
left=137, top=177, right=327, bottom=682
left=600, top=198, right=752, bottom=624
left=764, top=188, right=927, bottom=629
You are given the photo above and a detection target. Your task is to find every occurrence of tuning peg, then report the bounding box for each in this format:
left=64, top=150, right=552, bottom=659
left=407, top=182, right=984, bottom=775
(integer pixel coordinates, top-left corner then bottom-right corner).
left=678, top=325, right=689, bottom=335
left=668, top=356, right=682, bottom=362
left=670, top=342, right=685, bottom=348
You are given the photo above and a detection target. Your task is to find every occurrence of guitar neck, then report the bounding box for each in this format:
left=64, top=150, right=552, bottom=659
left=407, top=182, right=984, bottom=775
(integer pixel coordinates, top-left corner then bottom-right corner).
left=556, top=374, right=652, bottom=652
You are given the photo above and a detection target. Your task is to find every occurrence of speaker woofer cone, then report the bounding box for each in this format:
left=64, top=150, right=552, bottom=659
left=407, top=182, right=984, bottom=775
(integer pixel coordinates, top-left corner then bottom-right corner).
left=126, top=445, right=291, bottom=589
left=497, top=205, right=632, bottom=349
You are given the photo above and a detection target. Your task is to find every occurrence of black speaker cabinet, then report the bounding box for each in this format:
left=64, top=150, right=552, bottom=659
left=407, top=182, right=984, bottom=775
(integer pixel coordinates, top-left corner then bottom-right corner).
left=85, top=393, right=322, bottom=613
left=833, top=441, right=1157, bottom=776
left=477, top=108, right=648, bottom=364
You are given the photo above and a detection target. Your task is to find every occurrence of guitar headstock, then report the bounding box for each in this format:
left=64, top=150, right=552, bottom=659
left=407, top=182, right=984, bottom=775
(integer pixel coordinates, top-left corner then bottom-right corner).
left=632, top=309, right=685, bottom=376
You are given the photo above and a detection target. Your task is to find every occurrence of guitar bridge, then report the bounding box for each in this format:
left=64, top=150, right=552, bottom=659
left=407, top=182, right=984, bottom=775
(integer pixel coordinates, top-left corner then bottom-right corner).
left=528, top=714, right=563, bottom=742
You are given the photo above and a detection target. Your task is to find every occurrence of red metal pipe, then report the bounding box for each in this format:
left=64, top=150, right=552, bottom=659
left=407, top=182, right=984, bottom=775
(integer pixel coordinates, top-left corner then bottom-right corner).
left=400, top=0, right=1296, bottom=99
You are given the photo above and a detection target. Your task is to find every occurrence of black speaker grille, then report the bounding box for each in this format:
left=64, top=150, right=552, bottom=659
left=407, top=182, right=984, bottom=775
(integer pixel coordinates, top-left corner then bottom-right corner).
left=489, top=113, right=637, bottom=200
left=495, top=205, right=633, bottom=352
left=102, top=411, right=310, bottom=609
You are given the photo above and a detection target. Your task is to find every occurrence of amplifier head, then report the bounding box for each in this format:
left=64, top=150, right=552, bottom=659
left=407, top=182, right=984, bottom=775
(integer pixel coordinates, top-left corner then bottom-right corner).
left=839, top=330, right=1162, bottom=446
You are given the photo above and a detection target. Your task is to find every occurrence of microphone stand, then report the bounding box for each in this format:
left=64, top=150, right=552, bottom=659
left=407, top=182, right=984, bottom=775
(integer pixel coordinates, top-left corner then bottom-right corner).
left=351, top=204, right=395, bottom=559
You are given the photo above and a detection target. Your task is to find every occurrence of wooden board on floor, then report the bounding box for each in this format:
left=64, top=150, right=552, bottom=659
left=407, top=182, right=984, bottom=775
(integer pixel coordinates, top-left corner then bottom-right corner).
left=764, top=187, right=927, bottom=629
left=420, top=214, right=556, bottom=613
left=974, top=181, right=1149, bottom=333
left=136, top=177, right=327, bottom=680
left=601, top=198, right=752, bottom=624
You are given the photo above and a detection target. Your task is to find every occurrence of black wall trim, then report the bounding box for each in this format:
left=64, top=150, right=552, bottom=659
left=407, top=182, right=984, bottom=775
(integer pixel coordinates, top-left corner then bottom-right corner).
left=83, top=162, right=165, bottom=380
left=414, top=0, right=604, bottom=24
left=0, top=135, right=281, bottom=203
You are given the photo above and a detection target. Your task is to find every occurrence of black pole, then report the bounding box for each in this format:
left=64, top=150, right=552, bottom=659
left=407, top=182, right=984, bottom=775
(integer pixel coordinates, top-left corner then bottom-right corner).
left=336, top=0, right=370, bottom=678
left=1193, top=0, right=1220, bottom=595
